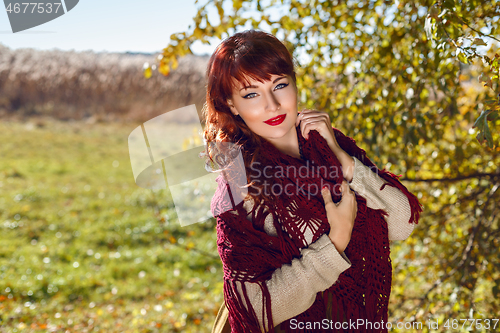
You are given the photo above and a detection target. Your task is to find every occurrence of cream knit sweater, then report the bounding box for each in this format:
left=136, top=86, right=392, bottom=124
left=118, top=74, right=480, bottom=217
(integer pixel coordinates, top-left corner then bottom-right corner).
left=234, top=156, right=415, bottom=330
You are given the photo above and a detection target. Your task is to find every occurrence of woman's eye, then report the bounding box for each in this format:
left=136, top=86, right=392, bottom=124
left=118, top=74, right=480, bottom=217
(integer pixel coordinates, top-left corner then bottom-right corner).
left=243, top=93, right=257, bottom=99
left=274, top=83, right=289, bottom=90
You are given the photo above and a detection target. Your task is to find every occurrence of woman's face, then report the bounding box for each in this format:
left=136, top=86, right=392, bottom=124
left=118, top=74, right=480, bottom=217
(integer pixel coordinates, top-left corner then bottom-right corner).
left=227, top=74, right=298, bottom=142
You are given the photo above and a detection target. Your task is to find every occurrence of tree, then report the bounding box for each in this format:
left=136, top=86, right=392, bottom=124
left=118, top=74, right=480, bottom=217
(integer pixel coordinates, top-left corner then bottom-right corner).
left=149, top=0, right=500, bottom=326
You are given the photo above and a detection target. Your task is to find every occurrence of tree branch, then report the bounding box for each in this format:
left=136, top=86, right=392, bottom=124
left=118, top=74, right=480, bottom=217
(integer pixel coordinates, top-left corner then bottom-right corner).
left=394, top=182, right=500, bottom=322
left=423, top=186, right=488, bottom=218
left=450, top=12, right=500, bottom=43
left=402, top=172, right=500, bottom=183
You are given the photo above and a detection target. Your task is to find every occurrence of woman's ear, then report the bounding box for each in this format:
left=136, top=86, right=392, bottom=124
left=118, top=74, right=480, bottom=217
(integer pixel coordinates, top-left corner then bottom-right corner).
left=227, top=100, right=239, bottom=116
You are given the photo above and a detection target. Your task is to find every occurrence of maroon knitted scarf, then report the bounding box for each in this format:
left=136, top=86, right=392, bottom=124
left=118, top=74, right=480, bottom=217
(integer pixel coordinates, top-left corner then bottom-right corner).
left=210, top=126, right=421, bottom=332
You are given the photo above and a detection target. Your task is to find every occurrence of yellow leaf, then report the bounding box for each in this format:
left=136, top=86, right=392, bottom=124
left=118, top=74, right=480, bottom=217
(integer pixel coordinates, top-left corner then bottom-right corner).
left=158, top=65, right=170, bottom=76
left=171, top=57, right=179, bottom=70
left=193, top=27, right=203, bottom=39
left=143, top=67, right=152, bottom=79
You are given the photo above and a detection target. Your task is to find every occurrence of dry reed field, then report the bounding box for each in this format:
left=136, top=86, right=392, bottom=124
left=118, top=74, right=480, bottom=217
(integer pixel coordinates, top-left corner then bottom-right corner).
left=0, top=44, right=209, bottom=123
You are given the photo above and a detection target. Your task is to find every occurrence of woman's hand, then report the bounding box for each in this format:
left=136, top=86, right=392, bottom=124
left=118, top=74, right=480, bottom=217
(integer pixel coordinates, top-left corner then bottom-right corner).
left=321, top=181, right=357, bottom=253
left=295, top=109, right=339, bottom=149
left=296, top=109, right=355, bottom=182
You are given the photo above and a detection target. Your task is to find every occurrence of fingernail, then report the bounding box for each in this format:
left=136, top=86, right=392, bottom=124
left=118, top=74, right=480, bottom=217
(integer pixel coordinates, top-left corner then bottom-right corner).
left=322, top=186, right=328, bottom=192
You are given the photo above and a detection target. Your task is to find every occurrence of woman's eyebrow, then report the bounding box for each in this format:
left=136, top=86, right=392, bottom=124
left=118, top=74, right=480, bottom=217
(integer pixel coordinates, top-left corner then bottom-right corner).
left=239, top=76, right=287, bottom=91
left=273, top=76, right=286, bottom=83
left=240, top=84, right=258, bottom=91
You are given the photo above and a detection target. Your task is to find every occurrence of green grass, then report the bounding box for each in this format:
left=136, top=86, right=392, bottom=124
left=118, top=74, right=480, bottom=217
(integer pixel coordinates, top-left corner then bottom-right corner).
left=0, top=119, right=223, bottom=332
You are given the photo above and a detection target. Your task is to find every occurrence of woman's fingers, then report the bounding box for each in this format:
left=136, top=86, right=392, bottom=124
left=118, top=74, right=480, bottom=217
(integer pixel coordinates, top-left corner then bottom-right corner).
left=336, top=181, right=357, bottom=221
left=296, top=109, right=338, bottom=148
left=341, top=180, right=358, bottom=219
left=296, top=109, right=328, bottom=128
left=333, top=180, right=347, bottom=199
left=343, top=180, right=357, bottom=197
left=322, top=181, right=356, bottom=209
left=321, top=186, right=335, bottom=209
left=341, top=180, right=349, bottom=193
left=301, top=119, right=326, bottom=140
left=323, top=181, right=356, bottom=253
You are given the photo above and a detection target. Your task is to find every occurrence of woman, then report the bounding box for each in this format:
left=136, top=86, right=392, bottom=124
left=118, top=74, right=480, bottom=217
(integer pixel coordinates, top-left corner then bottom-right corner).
left=203, top=30, right=421, bottom=333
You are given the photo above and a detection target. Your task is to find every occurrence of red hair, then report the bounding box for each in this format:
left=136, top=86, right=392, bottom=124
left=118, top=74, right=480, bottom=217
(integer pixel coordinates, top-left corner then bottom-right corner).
left=203, top=30, right=296, bottom=204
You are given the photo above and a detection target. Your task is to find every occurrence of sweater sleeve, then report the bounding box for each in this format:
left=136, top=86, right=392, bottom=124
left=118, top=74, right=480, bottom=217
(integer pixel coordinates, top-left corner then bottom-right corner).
left=239, top=234, right=351, bottom=330
left=348, top=156, right=414, bottom=241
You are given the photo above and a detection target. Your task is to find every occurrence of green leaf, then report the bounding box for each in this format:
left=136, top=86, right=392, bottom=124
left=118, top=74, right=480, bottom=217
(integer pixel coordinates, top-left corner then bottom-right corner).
left=479, top=73, right=489, bottom=83
left=494, top=279, right=500, bottom=299
left=473, top=110, right=494, bottom=147
left=429, top=4, right=439, bottom=18
left=473, top=110, right=493, bottom=128
left=487, top=110, right=500, bottom=122
left=483, top=100, right=497, bottom=105
left=442, top=0, right=456, bottom=10
left=472, top=38, right=487, bottom=46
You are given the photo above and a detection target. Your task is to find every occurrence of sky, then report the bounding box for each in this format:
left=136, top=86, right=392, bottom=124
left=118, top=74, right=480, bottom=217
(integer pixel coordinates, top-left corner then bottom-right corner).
left=0, top=0, right=218, bottom=55
left=0, top=1, right=494, bottom=57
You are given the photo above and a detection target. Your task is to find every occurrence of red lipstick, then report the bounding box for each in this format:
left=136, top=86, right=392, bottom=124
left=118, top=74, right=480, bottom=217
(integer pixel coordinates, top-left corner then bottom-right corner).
left=264, top=114, right=286, bottom=126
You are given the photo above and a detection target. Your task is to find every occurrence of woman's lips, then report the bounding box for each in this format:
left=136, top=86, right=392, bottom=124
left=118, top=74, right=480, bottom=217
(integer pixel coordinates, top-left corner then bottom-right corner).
left=264, top=114, right=286, bottom=126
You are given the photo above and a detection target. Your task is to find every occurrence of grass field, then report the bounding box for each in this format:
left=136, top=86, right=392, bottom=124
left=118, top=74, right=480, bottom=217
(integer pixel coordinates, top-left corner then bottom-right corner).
left=0, top=119, right=223, bottom=332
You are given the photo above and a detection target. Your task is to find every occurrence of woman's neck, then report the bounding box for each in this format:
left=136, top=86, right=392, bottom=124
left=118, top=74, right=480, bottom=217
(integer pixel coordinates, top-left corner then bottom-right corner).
left=266, top=126, right=302, bottom=160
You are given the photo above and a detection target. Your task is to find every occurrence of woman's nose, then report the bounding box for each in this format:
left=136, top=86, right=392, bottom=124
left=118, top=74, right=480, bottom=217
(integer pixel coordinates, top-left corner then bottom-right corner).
left=265, top=92, right=281, bottom=112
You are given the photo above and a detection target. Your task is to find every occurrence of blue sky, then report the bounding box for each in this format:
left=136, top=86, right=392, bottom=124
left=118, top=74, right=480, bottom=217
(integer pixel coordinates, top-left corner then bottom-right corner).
left=0, top=0, right=218, bottom=55
left=1, top=1, right=494, bottom=57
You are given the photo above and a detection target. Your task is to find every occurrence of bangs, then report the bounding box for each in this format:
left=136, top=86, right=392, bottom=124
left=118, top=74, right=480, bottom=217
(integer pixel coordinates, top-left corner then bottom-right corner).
left=224, top=42, right=295, bottom=94
left=207, top=30, right=296, bottom=105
